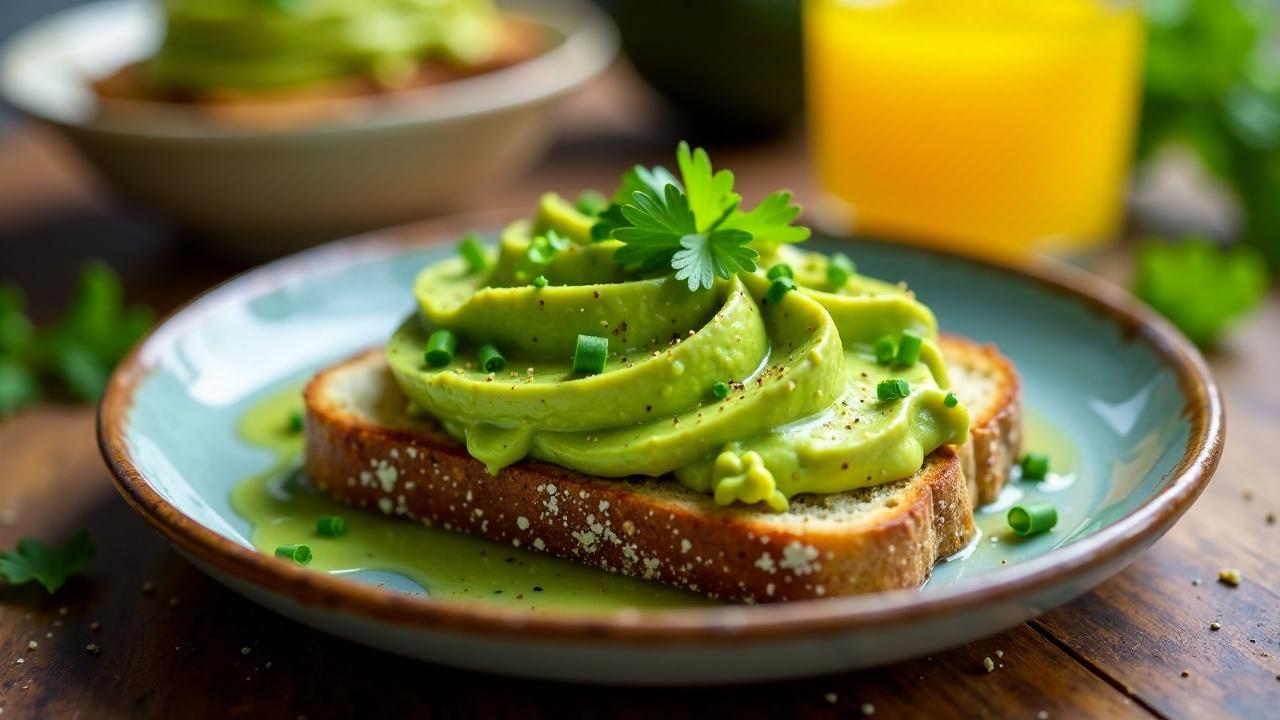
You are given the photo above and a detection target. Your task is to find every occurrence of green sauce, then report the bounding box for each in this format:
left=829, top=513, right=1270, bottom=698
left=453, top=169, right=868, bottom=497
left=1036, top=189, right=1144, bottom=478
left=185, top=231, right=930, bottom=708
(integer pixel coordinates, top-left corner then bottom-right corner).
left=231, top=386, right=712, bottom=611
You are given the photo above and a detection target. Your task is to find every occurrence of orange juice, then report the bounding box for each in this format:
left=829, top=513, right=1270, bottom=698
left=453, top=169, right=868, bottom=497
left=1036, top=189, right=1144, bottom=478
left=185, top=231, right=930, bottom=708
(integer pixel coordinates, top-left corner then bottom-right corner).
left=804, top=0, right=1144, bottom=257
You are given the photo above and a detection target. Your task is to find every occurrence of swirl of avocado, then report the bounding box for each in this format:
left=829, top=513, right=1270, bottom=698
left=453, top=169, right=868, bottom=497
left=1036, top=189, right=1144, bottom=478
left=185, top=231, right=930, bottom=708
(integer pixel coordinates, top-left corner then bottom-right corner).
left=149, top=0, right=504, bottom=92
left=386, top=149, right=969, bottom=512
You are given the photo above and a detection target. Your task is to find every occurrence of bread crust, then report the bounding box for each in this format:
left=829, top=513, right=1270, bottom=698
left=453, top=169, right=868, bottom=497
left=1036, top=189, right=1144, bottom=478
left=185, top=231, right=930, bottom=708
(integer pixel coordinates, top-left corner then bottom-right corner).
left=303, top=336, right=1018, bottom=602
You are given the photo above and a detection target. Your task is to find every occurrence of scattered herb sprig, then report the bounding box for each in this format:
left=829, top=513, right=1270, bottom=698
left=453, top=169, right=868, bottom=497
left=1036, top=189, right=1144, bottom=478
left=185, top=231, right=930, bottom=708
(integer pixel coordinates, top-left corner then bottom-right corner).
left=0, top=530, right=95, bottom=593
left=599, top=142, right=810, bottom=291
left=0, top=262, right=153, bottom=419
left=1134, top=236, right=1267, bottom=346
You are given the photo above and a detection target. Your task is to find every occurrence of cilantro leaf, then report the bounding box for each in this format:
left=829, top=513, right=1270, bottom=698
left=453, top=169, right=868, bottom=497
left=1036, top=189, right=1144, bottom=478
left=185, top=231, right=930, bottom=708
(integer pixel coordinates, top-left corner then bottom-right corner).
left=672, top=230, right=758, bottom=292
left=719, top=190, right=811, bottom=244
left=0, top=530, right=95, bottom=593
left=676, top=141, right=740, bottom=231
left=1134, top=237, right=1267, bottom=346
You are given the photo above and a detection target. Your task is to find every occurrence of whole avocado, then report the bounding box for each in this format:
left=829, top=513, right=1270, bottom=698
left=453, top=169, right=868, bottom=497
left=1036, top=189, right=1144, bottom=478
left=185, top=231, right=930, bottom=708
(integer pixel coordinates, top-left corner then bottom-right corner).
left=603, top=0, right=803, bottom=141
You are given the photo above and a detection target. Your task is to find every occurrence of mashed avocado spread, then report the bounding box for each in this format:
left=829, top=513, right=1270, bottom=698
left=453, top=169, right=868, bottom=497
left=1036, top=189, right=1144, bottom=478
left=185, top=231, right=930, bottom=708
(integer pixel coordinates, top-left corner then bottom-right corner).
left=386, top=145, right=969, bottom=511
left=149, top=0, right=503, bottom=91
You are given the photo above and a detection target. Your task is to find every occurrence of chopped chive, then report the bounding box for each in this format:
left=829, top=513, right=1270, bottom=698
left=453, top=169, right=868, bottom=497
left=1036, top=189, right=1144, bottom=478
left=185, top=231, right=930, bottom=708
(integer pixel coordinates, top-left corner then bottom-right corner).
left=874, top=336, right=897, bottom=365
left=1007, top=503, right=1058, bottom=536
left=477, top=343, right=506, bottom=373
left=944, top=391, right=959, bottom=408
left=286, top=408, right=304, bottom=433
left=876, top=378, right=910, bottom=401
left=1020, top=452, right=1050, bottom=481
left=458, top=233, right=488, bottom=273
left=315, top=516, right=347, bottom=538
left=766, top=264, right=794, bottom=281
left=275, top=544, right=312, bottom=565
left=827, top=252, right=856, bottom=287
left=711, top=381, right=730, bottom=400
left=425, top=329, right=457, bottom=367
left=532, top=275, right=548, bottom=288
left=766, top=276, right=796, bottom=304
left=572, top=334, right=608, bottom=375
left=575, top=190, right=608, bottom=217
left=895, top=329, right=923, bottom=366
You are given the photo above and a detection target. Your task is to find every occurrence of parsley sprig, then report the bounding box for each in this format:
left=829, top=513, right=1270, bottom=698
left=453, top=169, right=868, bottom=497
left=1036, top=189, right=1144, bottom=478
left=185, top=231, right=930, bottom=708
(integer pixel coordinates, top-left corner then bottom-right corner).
left=0, top=262, right=152, bottom=418
left=1134, top=236, right=1267, bottom=346
left=599, top=142, right=810, bottom=291
left=0, top=530, right=95, bottom=593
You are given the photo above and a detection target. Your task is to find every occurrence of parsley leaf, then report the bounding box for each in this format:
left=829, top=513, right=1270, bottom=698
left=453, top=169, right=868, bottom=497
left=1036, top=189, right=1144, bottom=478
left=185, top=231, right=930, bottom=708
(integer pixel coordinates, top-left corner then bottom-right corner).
left=0, top=530, right=95, bottom=593
left=672, top=230, right=757, bottom=292
left=676, top=141, right=740, bottom=231
left=1134, top=236, right=1267, bottom=346
left=720, top=190, right=811, bottom=244
left=0, top=261, right=153, bottom=418
left=612, top=185, right=698, bottom=270
left=606, top=143, right=806, bottom=290
left=516, top=229, right=572, bottom=280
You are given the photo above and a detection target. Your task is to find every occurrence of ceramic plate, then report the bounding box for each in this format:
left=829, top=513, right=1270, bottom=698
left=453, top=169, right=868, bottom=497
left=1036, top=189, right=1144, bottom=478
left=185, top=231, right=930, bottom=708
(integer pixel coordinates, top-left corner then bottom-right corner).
left=99, top=213, right=1223, bottom=684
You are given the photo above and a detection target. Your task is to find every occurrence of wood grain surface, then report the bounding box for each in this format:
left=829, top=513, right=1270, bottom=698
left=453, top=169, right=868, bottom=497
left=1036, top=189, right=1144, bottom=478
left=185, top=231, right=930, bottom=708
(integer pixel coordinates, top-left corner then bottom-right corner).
left=1, top=69, right=1277, bottom=718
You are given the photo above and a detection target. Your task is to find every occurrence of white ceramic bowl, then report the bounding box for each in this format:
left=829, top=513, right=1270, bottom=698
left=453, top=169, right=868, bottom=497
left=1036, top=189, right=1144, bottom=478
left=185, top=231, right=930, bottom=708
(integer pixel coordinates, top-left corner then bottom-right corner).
left=0, top=0, right=616, bottom=259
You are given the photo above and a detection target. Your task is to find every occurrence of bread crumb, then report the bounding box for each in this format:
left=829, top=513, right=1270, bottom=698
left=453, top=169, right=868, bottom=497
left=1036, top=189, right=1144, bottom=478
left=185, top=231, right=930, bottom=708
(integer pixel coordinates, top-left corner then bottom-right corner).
left=1210, top=621, right=1222, bottom=631
left=26, top=641, right=35, bottom=651
left=241, top=646, right=252, bottom=655
left=1181, top=670, right=1190, bottom=677
left=1037, top=712, right=1049, bottom=720
left=995, top=649, right=1004, bottom=658
left=141, top=581, right=155, bottom=595
left=85, top=644, right=100, bottom=655
left=861, top=702, right=875, bottom=716
left=983, top=657, right=995, bottom=672
left=89, top=621, right=101, bottom=631
left=824, top=692, right=837, bottom=704
left=1217, top=568, right=1241, bottom=586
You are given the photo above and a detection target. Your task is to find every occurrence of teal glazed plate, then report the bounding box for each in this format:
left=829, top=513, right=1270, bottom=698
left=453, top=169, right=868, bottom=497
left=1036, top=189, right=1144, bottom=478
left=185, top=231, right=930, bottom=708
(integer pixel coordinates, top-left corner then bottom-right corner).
left=99, top=212, right=1223, bottom=684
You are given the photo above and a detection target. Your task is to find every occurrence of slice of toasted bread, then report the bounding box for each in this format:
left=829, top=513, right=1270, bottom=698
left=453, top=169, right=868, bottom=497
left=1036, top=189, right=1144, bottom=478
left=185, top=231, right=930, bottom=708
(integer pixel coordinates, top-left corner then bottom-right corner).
left=302, top=336, right=1021, bottom=602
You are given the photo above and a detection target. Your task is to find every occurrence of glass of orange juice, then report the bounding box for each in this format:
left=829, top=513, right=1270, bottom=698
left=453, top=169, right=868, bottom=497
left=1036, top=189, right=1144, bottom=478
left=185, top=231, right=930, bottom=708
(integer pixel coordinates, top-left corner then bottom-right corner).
left=804, top=0, right=1144, bottom=258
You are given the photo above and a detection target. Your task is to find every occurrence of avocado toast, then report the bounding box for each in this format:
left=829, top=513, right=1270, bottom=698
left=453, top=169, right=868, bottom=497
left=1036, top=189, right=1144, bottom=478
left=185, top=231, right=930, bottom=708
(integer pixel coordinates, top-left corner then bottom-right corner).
left=304, top=336, right=1018, bottom=602
left=299, top=143, right=1023, bottom=601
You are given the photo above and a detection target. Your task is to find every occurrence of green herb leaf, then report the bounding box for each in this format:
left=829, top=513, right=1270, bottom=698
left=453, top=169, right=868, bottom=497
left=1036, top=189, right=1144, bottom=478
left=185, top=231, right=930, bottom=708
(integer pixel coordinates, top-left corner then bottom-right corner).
left=675, top=141, right=740, bottom=231
left=672, top=229, right=758, bottom=292
left=0, top=530, right=95, bottom=593
left=719, top=190, right=811, bottom=244
left=1134, top=237, right=1268, bottom=346
left=612, top=185, right=698, bottom=271
left=516, top=229, right=572, bottom=280
left=0, top=359, right=40, bottom=416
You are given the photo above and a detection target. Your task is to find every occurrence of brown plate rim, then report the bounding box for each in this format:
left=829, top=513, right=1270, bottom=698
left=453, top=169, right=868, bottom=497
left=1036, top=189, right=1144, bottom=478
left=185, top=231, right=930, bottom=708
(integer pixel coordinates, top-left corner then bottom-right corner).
left=98, top=209, right=1225, bottom=646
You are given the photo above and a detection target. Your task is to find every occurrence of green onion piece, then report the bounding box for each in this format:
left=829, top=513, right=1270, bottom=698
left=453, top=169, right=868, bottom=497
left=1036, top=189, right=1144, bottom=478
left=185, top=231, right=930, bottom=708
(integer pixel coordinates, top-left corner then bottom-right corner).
left=424, top=330, right=457, bottom=367
left=1007, top=503, right=1058, bottom=536
left=287, top=408, right=304, bottom=433
left=944, top=391, right=959, bottom=408
left=532, top=275, right=548, bottom=288
left=766, top=264, right=794, bottom=281
left=876, top=378, right=910, bottom=401
left=275, top=544, right=312, bottom=565
left=572, top=334, right=608, bottom=375
left=896, top=329, right=923, bottom=366
left=575, top=190, right=608, bottom=217
left=874, top=336, right=897, bottom=365
left=458, top=233, right=488, bottom=273
left=767, top=276, right=796, bottom=304
left=712, top=381, right=730, bottom=400
left=315, top=516, right=347, bottom=538
left=827, top=253, right=856, bottom=287
left=477, top=343, right=506, bottom=373
left=1020, top=452, right=1050, bottom=481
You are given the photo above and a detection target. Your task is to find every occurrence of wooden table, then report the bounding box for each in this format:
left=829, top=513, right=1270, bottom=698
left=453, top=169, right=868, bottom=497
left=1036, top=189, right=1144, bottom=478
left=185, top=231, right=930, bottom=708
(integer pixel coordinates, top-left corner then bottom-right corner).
left=1, top=71, right=1277, bottom=719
